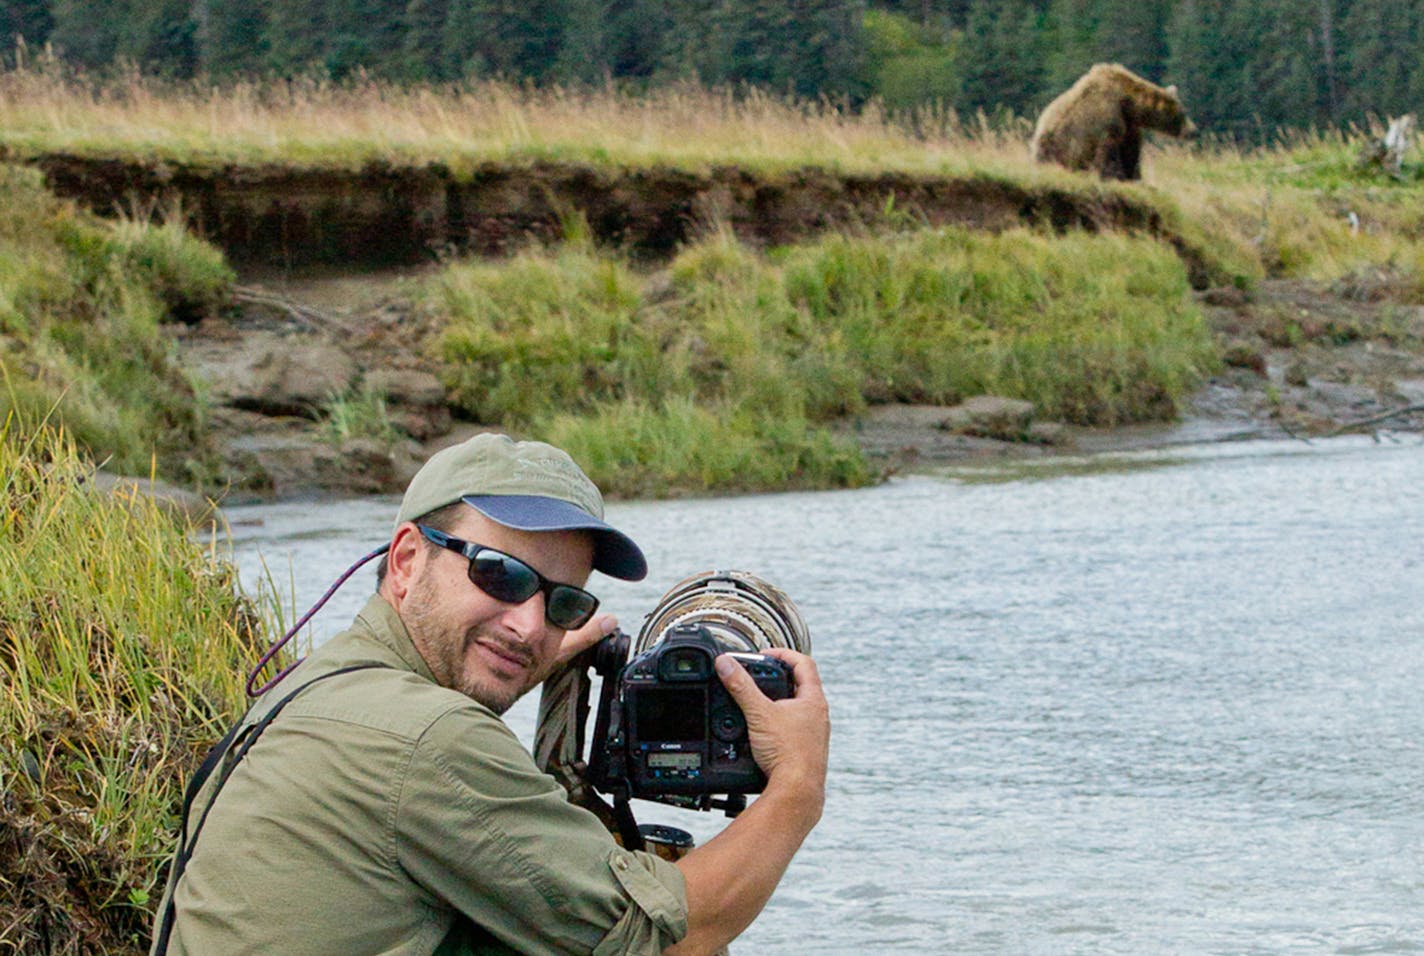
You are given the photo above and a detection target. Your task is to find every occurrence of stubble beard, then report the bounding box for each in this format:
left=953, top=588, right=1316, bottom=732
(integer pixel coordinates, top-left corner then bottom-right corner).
left=403, top=578, right=534, bottom=715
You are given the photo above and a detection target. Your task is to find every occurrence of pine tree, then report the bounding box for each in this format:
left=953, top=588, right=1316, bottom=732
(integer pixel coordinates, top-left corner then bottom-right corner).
left=48, top=0, right=125, bottom=68
left=960, top=0, right=1043, bottom=116
left=1, top=0, right=53, bottom=50
left=400, top=0, right=451, bottom=79
left=1339, top=0, right=1420, bottom=121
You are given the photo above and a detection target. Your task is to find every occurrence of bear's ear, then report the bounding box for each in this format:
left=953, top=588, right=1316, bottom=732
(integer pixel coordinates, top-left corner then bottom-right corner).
left=1166, top=84, right=1178, bottom=96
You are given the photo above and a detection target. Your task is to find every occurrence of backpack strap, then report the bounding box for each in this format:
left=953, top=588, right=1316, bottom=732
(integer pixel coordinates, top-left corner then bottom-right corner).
left=152, top=663, right=385, bottom=954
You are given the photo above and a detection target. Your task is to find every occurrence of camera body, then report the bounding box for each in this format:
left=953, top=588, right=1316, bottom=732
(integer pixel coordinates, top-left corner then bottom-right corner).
left=587, top=622, right=793, bottom=799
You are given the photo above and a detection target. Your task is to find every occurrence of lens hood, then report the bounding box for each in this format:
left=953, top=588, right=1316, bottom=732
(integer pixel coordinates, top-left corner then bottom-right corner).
left=633, top=570, right=810, bottom=657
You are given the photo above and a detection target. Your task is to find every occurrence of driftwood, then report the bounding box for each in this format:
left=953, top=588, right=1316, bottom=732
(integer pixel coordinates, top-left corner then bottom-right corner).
left=1327, top=400, right=1424, bottom=436
left=1357, top=114, right=1417, bottom=176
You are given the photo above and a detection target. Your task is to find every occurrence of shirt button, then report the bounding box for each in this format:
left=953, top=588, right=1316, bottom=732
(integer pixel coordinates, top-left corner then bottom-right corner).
left=613, top=856, right=629, bottom=871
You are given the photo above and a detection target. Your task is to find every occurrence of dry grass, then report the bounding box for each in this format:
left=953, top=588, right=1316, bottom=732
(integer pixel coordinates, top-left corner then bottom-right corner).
left=0, top=56, right=1051, bottom=178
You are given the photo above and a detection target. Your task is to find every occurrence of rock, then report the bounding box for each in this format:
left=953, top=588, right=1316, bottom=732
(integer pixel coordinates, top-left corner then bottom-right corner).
left=861, top=403, right=961, bottom=429
left=362, top=368, right=447, bottom=407
left=1026, top=421, right=1068, bottom=445
left=943, top=395, right=1036, bottom=440
left=224, top=432, right=400, bottom=497
left=1222, top=340, right=1267, bottom=375
left=195, top=333, right=358, bottom=417
left=1284, top=361, right=1310, bottom=387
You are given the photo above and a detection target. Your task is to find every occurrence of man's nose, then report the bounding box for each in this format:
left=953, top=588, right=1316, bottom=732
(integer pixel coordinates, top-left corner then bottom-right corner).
left=501, top=590, right=548, bottom=638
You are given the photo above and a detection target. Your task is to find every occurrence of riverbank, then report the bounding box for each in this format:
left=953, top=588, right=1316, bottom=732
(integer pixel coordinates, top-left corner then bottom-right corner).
left=179, top=265, right=1424, bottom=503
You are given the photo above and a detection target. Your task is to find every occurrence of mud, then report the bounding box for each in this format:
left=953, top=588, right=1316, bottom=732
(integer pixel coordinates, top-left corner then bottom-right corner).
left=28, top=154, right=1218, bottom=285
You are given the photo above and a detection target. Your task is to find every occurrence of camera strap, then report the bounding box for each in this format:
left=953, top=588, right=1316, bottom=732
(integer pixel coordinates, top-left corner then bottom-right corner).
left=152, top=662, right=386, bottom=955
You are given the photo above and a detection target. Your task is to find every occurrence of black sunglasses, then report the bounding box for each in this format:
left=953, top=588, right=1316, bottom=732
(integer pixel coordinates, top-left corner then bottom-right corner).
left=416, top=525, right=600, bottom=630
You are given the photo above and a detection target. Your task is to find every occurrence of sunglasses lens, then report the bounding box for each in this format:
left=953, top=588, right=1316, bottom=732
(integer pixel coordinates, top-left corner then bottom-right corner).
left=468, top=551, right=539, bottom=604
left=547, top=587, right=599, bottom=630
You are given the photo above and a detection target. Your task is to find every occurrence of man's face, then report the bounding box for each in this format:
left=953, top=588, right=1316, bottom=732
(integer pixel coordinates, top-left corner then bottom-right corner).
left=397, top=509, right=594, bottom=714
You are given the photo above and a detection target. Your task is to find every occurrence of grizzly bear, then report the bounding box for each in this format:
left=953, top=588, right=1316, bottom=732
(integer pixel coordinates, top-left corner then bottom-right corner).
left=1030, top=63, right=1196, bottom=181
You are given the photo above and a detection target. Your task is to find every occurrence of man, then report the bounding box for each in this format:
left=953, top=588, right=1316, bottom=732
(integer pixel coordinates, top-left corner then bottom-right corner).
left=153, top=433, right=830, bottom=955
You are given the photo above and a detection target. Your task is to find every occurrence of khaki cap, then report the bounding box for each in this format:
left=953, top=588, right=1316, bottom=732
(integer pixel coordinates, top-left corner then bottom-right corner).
left=396, top=433, right=646, bottom=580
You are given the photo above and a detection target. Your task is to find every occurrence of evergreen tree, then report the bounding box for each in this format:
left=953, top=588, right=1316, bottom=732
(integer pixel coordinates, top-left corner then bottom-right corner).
left=48, top=0, right=124, bottom=68
left=203, top=0, right=271, bottom=76
left=1339, top=0, right=1422, bottom=121
left=399, top=0, right=450, bottom=79
left=552, top=0, right=610, bottom=84
left=1, top=0, right=53, bottom=50
left=960, top=0, right=1043, bottom=116
left=605, top=0, right=675, bottom=80
left=1165, top=0, right=1238, bottom=135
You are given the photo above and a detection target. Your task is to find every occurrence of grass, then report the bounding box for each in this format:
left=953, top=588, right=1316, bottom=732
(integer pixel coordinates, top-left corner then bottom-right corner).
left=322, top=383, right=400, bottom=446
left=0, top=162, right=234, bottom=484
left=0, top=57, right=1050, bottom=179
left=423, top=224, right=1215, bottom=494
left=0, top=422, right=262, bottom=952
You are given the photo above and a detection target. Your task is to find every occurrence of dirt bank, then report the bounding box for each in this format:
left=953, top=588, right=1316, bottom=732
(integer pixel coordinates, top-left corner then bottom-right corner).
left=28, top=154, right=1221, bottom=286
left=178, top=270, right=1424, bottom=502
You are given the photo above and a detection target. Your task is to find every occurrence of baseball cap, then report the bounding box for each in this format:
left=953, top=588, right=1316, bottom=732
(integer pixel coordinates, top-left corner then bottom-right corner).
left=396, top=433, right=647, bottom=581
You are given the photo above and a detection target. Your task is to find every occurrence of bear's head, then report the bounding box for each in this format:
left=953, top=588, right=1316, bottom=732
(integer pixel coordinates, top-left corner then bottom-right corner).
left=1148, top=85, right=1197, bottom=138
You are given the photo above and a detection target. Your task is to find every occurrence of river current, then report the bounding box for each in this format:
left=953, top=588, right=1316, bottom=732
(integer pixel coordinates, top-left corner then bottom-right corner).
left=223, top=435, right=1424, bottom=955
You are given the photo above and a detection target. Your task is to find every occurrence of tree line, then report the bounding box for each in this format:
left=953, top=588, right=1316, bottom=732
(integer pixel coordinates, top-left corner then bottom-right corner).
left=3, top=0, right=1422, bottom=137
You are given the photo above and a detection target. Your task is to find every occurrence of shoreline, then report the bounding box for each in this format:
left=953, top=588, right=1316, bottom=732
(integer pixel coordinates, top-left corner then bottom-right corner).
left=173, top=269, right=1423, bottom=509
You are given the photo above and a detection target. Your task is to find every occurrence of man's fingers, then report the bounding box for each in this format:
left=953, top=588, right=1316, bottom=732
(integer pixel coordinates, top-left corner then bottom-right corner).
left=759, top=647, right=822, bottom=699
left=553, top=613, right=618, bottom=668
left=714, top=654, right=770, bottom=714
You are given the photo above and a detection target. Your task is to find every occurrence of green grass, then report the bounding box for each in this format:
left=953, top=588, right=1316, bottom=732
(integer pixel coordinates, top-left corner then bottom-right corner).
left=0, top=422, right=262, bottom=952
left=0, top=163, right=234, bottom=484
left=322, top=383, right=401, bottom=446
left=424, top=224, right=1216, bottom=492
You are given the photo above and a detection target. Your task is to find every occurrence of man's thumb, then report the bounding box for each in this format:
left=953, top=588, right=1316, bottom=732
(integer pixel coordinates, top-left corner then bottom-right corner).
left=714, top=654, right=761, bottom=709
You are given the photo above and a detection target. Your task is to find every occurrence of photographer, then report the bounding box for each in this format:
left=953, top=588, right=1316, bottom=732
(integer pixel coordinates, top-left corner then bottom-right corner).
left=152, top=433, right=830, bottom=956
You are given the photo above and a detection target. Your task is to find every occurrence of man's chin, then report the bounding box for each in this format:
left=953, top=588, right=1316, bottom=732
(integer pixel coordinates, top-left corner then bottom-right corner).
left=458, top=675, right=524, bottom=715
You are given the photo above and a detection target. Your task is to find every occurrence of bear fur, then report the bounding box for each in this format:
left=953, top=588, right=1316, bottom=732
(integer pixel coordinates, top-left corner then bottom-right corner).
left=1030, top=63, right=1196, bottom=181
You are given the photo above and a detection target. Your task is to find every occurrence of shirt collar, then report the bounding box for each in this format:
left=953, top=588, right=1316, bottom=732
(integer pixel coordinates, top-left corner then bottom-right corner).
left=351, top=593, right=440, bottom=685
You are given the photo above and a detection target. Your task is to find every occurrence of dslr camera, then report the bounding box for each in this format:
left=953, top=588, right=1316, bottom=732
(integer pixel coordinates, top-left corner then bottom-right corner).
left=586, top=623, right=793, bottom=800
left=578, top=571, right=809, bottom=816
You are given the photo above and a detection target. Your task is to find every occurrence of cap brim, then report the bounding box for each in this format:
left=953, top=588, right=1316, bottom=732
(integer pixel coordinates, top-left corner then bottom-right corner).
left=462, top=494, right=648, bottom=581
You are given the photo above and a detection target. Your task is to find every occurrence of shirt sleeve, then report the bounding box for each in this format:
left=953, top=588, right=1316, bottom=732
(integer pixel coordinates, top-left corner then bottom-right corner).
left=396, top=705, right=689, bottom=955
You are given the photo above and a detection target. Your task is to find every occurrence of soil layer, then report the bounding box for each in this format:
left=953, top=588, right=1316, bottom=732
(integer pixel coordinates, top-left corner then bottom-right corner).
left=28, top=154, right=1220, bottom=286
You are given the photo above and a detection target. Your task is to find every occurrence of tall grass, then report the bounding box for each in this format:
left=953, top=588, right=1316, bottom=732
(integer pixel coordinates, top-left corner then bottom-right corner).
left=0, top=422, right=260, bottom=952
left=0, top=163, right=234, bottom=483
left=0, top=56, right=1053, bottom=178
left=425, top=225, right=1214, bottom=494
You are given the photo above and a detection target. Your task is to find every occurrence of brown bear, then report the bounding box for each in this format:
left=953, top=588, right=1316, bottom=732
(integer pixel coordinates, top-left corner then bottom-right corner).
left=1030, top=63, right=1196, bottom=181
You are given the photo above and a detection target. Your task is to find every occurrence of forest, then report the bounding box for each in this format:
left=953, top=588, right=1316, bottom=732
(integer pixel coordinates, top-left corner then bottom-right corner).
left=2, top=0, right=1421, bottom=139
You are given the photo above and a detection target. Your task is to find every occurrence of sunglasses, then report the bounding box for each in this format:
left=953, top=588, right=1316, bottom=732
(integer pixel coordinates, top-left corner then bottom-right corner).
left=416, top=525, right=600, bottom=630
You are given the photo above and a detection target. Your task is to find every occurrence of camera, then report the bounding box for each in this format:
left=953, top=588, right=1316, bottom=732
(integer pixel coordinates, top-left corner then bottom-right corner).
left=586, top=622, right=794, bottom=801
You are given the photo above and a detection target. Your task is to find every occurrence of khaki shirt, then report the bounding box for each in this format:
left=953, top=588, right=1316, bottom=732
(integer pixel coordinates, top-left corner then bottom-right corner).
left=153, top=595, right=688, bottom=955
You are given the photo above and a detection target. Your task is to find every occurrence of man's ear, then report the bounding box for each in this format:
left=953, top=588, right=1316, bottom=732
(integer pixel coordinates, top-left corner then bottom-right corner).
left=382, top=523, right=426, bottom=608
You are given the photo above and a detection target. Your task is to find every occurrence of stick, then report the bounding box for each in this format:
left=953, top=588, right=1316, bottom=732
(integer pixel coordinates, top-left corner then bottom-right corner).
left=1327, top=400, right=1424, bottom=436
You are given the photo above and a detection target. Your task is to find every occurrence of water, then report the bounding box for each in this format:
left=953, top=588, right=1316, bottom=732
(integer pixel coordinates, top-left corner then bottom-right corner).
left=221, top=435, right=1424, bottom=955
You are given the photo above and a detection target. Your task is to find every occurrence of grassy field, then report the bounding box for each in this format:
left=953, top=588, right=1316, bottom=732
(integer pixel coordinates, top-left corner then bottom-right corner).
left=0, top=162, right=232, bottom=484
left=0, top=423, right=262, bottom=952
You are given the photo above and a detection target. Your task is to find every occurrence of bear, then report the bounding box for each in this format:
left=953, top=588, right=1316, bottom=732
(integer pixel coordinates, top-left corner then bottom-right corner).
left=1030, top=63, right=1196, bottom=181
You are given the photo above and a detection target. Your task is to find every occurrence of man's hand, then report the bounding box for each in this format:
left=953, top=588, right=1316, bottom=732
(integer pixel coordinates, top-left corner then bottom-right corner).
left=713, top=649, right=829, bottom=808
left=668, top=649, right=830, bottom=955
left=552, top=613, right=618, bottom=671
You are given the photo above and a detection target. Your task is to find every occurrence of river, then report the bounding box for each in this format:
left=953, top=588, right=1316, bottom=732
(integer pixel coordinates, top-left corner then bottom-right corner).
left=222, top=435, right=1424, bottom=955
